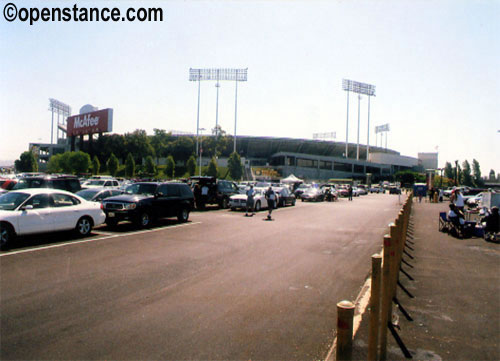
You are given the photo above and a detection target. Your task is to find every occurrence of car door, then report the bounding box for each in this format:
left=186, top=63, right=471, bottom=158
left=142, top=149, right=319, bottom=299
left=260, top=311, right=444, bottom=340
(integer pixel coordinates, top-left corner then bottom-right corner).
left=164, top=184, right=181, bottom=217
left=17, top=194, right=54, bottom=235
left=50, top=193, right=82, bottom=231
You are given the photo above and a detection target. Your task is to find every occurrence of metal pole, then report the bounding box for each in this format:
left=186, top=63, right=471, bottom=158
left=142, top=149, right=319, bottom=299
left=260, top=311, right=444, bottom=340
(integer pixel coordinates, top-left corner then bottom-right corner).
left=196, top=78, right=201, bottom=156
left=57, top=111, right=60, bottom=143
left=50, top=108, right=54, bottom=144
left=356, top=94, right=361, bottom=161
left=345, top=90, right=349, bottom=158
left=234, top=74, right=238, bottom=154
left=199, top=136, right=203, bottom=176
left=215, top=70, right=220, bottom=137
left=367, top=95, right=371, bottom=160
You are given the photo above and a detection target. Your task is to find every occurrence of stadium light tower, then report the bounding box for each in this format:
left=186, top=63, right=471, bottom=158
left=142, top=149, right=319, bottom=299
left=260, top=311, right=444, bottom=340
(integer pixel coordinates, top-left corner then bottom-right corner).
left=342, top=79, right=376, bottom=160
left=189, top=68, right=248, bottom=154
left=48, top=98, right=71, bottom=144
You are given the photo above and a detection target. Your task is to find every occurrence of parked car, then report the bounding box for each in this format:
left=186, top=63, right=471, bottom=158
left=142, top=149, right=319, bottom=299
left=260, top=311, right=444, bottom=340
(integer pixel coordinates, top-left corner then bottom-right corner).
left=294, top=183, right=311, bottom=198
left=13, top=175, right=81, bottom=193
left=76, top=187, right=123, bottom=203
left=466, top=192, right=484, bottom=208
left=273, top=186, right=296, bottom=207
left=370, top=185, right=381, bottom=193
left=190, top=176, right=239, bottom=209
left=0, top=189, right=106, bottom=249
left=81, top=178, right=120, bottom=189
left=389, top=187, right=402, bottom=194
left=101, top=182, right=194, bottom=228
left=356, top=185, right=368, bottom=195
left=229, top=188, right=271, bottom=211
left=301, top=187, right=324, bottom=202
left=0, top=178, right=18, bottom=191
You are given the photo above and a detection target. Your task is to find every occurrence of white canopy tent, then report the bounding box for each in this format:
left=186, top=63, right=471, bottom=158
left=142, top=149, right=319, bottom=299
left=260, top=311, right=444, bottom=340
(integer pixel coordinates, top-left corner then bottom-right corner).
left=281, top=174, right=304, bottom=184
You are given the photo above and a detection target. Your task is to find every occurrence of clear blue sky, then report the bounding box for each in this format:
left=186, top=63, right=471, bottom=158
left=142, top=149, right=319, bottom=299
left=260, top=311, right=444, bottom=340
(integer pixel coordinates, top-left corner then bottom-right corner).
left=1, top=0, right=499, bottom=175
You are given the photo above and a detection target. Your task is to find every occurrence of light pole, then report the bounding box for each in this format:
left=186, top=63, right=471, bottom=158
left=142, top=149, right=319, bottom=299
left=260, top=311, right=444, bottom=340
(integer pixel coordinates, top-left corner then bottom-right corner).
left=198, top=128, right=205, bottom=176
left=189, top=68, right=248, bottom=150
left=342, top=79, right=376, bottom=160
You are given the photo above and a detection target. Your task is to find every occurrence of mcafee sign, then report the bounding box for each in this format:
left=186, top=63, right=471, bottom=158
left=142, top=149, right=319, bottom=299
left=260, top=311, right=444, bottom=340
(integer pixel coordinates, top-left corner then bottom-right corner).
left=67, top=108, right=113, bottom=137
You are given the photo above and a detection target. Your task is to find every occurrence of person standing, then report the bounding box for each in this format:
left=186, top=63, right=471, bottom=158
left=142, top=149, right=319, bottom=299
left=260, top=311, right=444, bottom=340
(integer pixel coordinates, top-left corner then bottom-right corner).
left=454, top=189, right=465, bottom=213
left=348, top=185, right=353, bottom=201
left=265, top=186, right=276, bottom=220
left=245, top=184, right=256, bottom=216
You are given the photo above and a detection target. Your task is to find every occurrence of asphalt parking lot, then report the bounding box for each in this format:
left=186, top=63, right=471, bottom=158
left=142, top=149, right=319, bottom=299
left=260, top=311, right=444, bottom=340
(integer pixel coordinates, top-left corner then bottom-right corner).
left=1, top=193, right=404, bottom=360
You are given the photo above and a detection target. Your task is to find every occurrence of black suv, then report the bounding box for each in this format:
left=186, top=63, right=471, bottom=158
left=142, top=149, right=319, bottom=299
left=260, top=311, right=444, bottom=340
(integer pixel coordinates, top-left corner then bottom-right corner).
left=101, top=182, right=194, bottom=228
left=13, top=175, right=81, bottom=193
left=190, top=176, right=239, bottom=209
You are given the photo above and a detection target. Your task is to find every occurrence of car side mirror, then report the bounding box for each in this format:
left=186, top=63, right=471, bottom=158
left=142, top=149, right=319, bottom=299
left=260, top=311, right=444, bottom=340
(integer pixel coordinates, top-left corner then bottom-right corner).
left=22, top=205, right=34, bottom=211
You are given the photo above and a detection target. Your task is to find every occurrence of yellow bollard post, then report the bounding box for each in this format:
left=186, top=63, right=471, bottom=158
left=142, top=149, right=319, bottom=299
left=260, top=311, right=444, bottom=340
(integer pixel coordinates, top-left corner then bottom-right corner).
left=336, top=300, right=355, bottom=361
left=367, top=254, right=382, bottom=361
left=379, top=233, right=394, bottom=361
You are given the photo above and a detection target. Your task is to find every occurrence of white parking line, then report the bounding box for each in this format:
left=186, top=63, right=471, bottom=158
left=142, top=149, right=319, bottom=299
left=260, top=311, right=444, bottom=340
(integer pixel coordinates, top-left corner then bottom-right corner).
left=0, top=221, right=202, bottom=257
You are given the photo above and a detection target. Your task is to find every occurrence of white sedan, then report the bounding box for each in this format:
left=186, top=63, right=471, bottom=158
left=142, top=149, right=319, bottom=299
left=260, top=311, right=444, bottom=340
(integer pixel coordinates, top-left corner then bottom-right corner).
left=230, top=188, right=273, bottom=211
left=0, top=189, right=106, bottom=249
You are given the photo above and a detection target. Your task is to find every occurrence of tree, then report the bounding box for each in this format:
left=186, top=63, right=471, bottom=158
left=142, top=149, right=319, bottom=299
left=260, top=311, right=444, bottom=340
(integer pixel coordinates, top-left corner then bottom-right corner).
left=207, top=157, right=218, bottom=177
left=145, top=155, right=156, bottom=176
left=444, top=162, right=454, bottom=180
left=70, top=151, right=91, bottom=175
left=165, top=155, right=175, bottom=178
left=489, top=169, right=496, bottom=181
left=228, top=152, right=243, bottom=180
left=47, top=154, right=62, bottom=173
left=394, top=170, right=416, bottom=186
left=150, top=129, right=175, bottom=162
left=472, top=159, right=484, bottom=187
left=186, top=155, right=196, bottom=177
left=15, top=151, right=38, bottom=172
left=124, top=129, right=154, bottom=164
left=92, top=156, right=100, bottom=175
left=107, top=153, right=119, bottom=177
left=171, top=136, right=195, bottom=163
left=461, top=160, right=473, bottom=186
left=125, top=153, right=135, bottom=178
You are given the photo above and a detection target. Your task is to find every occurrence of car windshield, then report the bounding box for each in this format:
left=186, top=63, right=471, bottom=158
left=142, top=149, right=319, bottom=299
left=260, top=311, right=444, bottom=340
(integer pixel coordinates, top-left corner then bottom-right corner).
left=125, top=183, right=157, bottom=195
left=12, top=178, right=45, bottom=189
left=0, top=192, right=30, bottom=210
left=76, top=189, right=100, bottom=200
left=86, top=180, right=106, bottom=186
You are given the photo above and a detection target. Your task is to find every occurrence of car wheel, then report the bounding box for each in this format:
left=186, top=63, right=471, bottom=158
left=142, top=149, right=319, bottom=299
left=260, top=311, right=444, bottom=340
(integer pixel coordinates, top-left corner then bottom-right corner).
left=136, top=212, right=151, bottom=228
left=177, top=208, right=189, bottom=223
left=0, top=223, right=15, bottom=250
left=221, top=197, right=229, bottom=209
left=255, top=201, right=261, bottom=212
left=75, top=217, right=93, bottom=237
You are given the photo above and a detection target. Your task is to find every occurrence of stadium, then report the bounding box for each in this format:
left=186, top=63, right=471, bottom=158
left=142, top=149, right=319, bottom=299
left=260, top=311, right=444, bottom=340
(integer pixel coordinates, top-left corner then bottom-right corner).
left=28, top=102, right=437, bottom=181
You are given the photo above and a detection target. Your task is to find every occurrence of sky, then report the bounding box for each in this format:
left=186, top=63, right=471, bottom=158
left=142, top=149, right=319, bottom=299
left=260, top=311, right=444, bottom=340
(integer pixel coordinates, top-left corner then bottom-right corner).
left=1, top=0, right=499, bottom=175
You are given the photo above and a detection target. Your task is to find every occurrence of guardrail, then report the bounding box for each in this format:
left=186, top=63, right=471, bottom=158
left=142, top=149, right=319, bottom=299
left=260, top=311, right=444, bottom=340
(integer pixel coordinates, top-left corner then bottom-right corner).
left=336, top=193, right=414, bottom=361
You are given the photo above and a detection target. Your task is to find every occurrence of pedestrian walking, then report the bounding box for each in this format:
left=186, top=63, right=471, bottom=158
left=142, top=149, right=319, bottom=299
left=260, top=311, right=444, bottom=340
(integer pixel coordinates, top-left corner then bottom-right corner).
left=348, top=185, right=353, bottom=201
left=245, top=184, right=256, bottom=216
left=265, top=186, right=276, bottom=220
